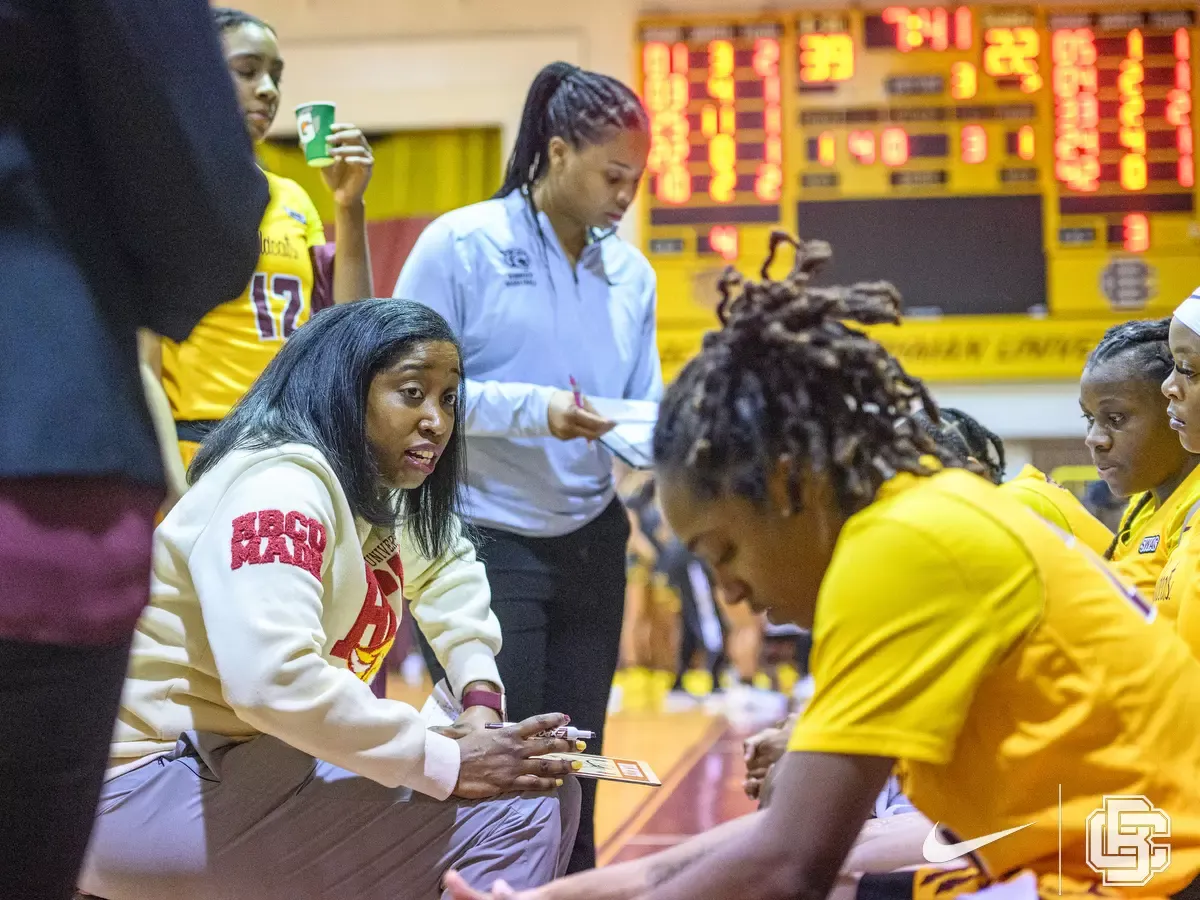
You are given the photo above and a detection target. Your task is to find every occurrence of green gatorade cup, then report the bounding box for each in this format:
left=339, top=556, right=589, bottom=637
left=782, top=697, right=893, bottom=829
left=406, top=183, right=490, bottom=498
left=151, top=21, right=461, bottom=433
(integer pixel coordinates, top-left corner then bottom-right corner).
left=295, top=101, right=336, bottom=168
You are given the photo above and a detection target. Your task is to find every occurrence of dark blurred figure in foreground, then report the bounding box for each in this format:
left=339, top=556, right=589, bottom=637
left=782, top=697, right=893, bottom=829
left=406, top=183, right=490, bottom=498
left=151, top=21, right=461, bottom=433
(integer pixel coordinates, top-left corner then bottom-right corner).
left=0, top=2, right=268, bottom=896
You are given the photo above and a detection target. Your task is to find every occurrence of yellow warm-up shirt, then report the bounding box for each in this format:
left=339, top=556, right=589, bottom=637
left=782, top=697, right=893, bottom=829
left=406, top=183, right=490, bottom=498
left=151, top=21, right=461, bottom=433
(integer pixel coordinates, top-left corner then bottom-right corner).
left=788, top=468, right=1200, bottom=895
left=1111, top=464, right=1200, bottom=601
left=997, top=464, right=1113, bottom=556
left=162, top=171, right=325, bottom=423
left=1149, top=471, right=1200, bottom=654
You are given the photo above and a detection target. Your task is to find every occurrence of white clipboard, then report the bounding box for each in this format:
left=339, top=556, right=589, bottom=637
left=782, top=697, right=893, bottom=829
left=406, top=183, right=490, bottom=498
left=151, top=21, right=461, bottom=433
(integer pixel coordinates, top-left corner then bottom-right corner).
left=591, top=399, right=658, bottom=470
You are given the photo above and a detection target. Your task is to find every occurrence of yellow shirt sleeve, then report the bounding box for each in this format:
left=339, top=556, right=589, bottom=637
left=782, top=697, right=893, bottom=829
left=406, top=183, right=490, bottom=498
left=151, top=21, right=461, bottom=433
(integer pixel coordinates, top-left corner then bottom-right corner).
left=789, top=512, right=1042, bottom=764
left=1002, top=483, right=1073, bottom=533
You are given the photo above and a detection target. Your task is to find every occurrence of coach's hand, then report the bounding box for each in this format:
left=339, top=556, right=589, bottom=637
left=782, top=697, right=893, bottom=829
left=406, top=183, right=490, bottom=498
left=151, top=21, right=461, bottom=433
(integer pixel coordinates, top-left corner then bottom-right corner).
left=548, top=391, right=615, bottom=442
left=443, top=713, right=576, bottom=799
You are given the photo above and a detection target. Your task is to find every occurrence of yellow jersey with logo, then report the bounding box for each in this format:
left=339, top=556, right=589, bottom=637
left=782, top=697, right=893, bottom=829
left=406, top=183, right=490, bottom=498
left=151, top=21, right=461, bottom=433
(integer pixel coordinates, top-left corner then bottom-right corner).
left=788, top=468, right=1200, bottom=894
left=1112, top=464, right=1200, bottom=602
left=997, top=464, right=1113, bottom=556
left=161, top=171, right=325, bottom=422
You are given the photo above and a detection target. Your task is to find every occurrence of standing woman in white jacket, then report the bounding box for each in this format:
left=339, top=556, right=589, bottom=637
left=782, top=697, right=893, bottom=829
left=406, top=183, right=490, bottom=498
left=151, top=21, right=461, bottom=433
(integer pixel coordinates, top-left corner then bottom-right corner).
left=79, top=300, right=580, bottom=900
left=394, top=62, right=661, bottom=872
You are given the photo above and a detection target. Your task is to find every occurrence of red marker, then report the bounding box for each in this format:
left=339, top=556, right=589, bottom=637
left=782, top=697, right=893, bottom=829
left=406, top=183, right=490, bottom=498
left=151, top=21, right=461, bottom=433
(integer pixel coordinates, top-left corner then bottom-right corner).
left=569, top=375, right=584, bottom=408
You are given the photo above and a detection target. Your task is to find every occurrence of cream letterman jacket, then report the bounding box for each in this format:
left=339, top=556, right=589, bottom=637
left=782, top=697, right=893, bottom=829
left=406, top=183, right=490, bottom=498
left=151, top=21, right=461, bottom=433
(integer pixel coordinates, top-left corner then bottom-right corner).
left=108, top=443, right=502, bottom=800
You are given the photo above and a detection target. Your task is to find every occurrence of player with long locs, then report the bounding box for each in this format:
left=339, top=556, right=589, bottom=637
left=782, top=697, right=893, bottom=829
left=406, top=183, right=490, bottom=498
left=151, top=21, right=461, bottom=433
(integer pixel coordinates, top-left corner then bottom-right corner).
left=446, top=233, right=1200, bottom=900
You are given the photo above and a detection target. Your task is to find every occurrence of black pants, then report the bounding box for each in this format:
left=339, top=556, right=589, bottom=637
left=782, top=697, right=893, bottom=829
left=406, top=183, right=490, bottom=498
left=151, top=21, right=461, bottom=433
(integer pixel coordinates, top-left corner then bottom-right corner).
left=0, top=637, right=133, bottom=900
left=663, top=550, right=725, bottom=685
left=420, top=499, right=629, bottom=873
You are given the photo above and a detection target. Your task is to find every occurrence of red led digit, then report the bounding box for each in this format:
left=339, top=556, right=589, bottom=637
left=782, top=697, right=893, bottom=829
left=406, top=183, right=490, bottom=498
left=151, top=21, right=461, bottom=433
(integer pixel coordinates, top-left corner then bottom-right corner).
left=755, top=37, right=783, bottom=203
left=930, top=7, right=949, bottom=52
left=882, top=7, right=911, bottom=51
left=954, top=7, right=973, bottom=49
left=1123, top=214, right=1149, bottom=252
left=961, top=125, right=987, bottom=163
left=881, top=127, right=909, bottom=166
left=817, top=131, right=837, bottom=166
left=644, top=40, right=691, bottom=205
left=708, top=226, right=739, bottom=261
left=849, top=130, right=876, bottom=164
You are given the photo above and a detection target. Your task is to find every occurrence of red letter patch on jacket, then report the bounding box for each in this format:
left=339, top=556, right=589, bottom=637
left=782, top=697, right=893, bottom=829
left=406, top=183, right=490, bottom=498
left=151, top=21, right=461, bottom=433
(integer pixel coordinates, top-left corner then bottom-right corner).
left=229, top=510, right=325, bottom=579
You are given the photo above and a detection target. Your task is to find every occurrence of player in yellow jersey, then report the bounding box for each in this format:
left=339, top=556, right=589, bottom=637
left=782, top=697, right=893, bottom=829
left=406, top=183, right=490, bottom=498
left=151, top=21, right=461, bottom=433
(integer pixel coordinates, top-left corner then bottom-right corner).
left=443, top=237, right=1200, bottom=900
left=1154, top=290, right=1200, bottom=654
left=146, top=7, right=374, bottom=468
left=912, top=407, right=1113, bottom=555
left=1080, top=319, right=1200, bottom=598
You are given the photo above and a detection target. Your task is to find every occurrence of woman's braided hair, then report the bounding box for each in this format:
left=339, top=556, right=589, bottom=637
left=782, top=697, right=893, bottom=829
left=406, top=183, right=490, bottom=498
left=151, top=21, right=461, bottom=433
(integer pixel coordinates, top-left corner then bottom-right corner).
left=1085, top=317, right=1174, bottom=383
left=652, top=231, right=954, bottom=516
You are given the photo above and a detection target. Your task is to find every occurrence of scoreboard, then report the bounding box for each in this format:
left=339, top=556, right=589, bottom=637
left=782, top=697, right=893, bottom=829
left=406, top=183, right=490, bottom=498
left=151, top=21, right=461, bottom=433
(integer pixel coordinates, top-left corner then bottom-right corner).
left=638, top=8, right=1200, bottom=382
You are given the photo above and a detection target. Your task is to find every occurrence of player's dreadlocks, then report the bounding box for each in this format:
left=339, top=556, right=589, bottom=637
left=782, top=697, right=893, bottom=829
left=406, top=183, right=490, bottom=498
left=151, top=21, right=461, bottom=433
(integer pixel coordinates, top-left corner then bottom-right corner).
left=212, top=7, right=273, bottom=35
left=652, top=231, right=954, bottom=517
left=942, top=408, right=1006, bottom=483
left=1085, top=318, right=1174, bottom=559
left=910, top=408, right=1005, bottom=484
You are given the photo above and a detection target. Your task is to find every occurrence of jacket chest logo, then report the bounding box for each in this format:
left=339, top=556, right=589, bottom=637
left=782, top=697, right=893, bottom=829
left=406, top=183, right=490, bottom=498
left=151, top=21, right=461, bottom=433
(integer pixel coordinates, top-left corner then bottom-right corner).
left=331, top=554, right=403, bottom=683
left=1139, top=535, right=1161, bottom=554
left=501, top=248, right=536, bottom=287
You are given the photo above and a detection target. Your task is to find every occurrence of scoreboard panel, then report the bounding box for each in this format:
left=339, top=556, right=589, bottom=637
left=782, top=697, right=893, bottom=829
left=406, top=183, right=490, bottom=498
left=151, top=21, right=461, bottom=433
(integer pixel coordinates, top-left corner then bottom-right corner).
left=637, top=7, right=1200, bottom=382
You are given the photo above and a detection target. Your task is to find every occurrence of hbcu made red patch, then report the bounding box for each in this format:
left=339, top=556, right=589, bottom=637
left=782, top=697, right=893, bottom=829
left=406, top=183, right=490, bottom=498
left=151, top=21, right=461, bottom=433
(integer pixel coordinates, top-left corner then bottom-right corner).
left=230, top=509, right=327, bottom=580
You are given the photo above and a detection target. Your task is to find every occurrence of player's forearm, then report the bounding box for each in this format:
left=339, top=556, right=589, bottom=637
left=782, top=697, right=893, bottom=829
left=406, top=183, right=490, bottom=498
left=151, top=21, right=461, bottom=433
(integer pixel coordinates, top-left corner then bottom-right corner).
left=533, top=814, right=763, bottom=900
left=643, top=816, right=818, bottom=900
left=333, top=200, right=373, bottom=303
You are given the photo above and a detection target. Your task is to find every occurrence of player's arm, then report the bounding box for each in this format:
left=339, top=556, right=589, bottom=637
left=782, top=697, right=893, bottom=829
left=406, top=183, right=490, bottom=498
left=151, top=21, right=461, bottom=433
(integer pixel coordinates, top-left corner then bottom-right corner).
left=444, top=753, right=891, bottom=900
left=324, top=124, right=374, bottom=303
left=642, top=752, right=894, bottom=900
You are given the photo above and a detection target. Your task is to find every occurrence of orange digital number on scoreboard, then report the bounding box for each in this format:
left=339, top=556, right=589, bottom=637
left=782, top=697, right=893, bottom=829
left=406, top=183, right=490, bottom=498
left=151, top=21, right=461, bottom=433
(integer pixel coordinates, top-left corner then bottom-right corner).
left=962, top=125, right=987, bottom=163
left=1052, top=28, right=1100, bottom=192
left=983, top=26, right=1042, bottom=91
left=799, top=33, right=855, bottom=83
left=755, top=37, right=784, bottom=201
left=643, top=41, right=691, bottom=205
left=1173, top=27, right=1194, bottom=187
left=1118, top=29, right=1148, bottom=191
left=705, top=39, right=737, bottom=203
left=882, top=7, right=970, bottom=51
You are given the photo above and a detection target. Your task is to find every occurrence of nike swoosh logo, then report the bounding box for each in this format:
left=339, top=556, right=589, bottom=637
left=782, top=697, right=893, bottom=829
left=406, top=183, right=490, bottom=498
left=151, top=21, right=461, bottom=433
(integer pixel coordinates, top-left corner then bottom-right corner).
left=921, top=821, right=1036, bottom=864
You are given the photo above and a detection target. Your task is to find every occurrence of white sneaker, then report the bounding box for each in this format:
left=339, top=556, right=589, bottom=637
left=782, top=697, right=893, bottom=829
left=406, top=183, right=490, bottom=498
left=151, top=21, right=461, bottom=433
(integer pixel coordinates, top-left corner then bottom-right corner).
left=607, top=683, right=624, bottom=716
left=720, top=684, right=789, bottom=730
left=663, top=689, right=700, bottom=713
